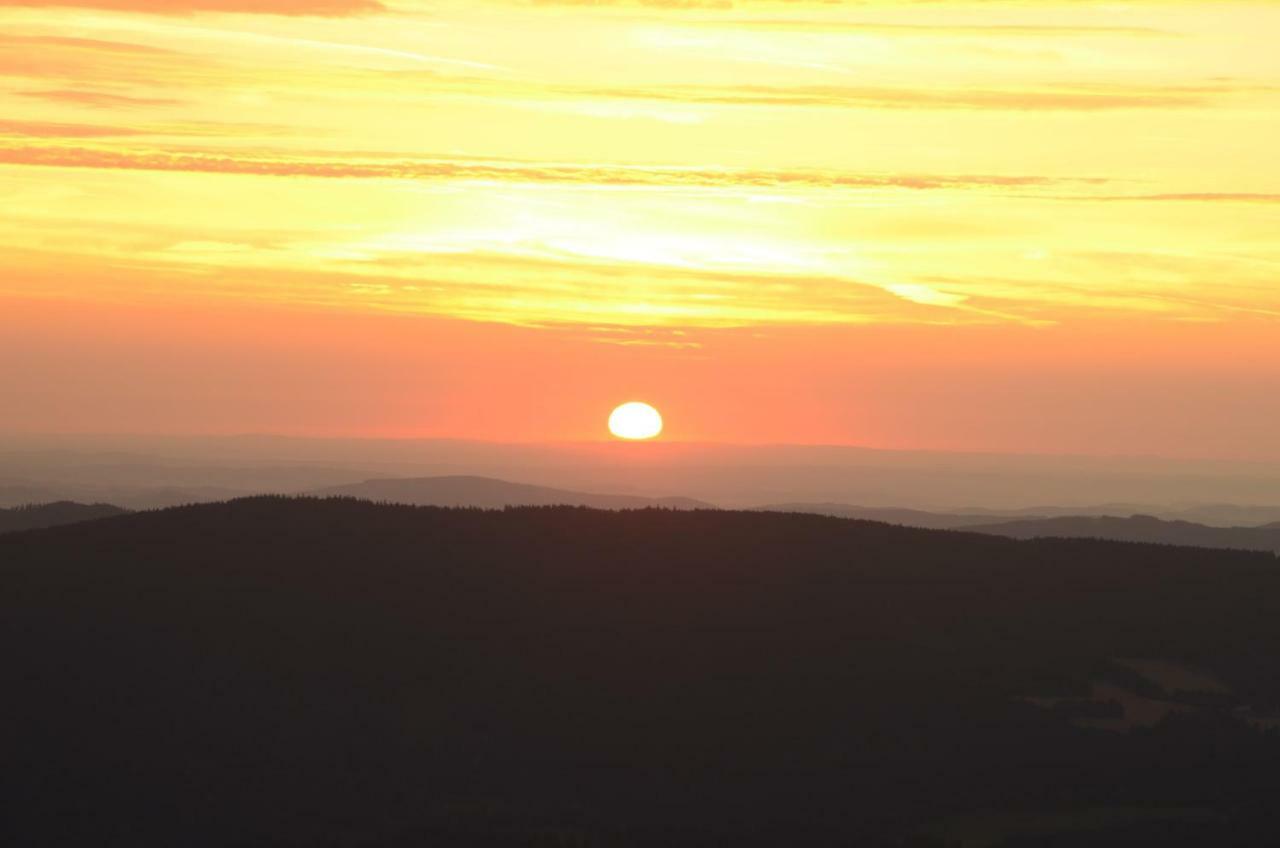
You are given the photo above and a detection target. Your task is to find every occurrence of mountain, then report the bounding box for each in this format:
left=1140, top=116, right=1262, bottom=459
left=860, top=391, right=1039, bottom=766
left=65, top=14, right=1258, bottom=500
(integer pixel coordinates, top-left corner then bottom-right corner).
left=4, top=497, right=1280, bottom=847
left=0, top=447, right=402, bottom=509
left=312, top=475, right=715, bottom=510
left=757, top=502, right=1039, bottom=530
left=967, top=514, right=1280, bottom=554
left=1163, top=504, right=1280, bottom=528
left=10, top=433, right=1280, bottom=511
left=761, top=501, right=1280, bottom=531
left=0, top=501, right=130, bottom=534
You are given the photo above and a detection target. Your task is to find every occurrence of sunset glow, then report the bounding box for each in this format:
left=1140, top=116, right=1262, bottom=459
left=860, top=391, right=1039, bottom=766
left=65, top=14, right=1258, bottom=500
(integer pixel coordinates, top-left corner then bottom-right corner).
left=2, top=1, right=1278, bottom=454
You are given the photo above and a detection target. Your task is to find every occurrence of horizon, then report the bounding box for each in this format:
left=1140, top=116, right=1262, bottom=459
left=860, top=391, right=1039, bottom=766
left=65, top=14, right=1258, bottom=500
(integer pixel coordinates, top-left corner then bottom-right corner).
left=5, top=429, right=1280, bottom=463
left=6, top=430, right=1280, bottom=513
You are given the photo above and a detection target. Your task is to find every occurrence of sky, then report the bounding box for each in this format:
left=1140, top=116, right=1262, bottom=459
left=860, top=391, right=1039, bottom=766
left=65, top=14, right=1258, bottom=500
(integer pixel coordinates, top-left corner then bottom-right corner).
left=2, top=0, right=1278, bottom=456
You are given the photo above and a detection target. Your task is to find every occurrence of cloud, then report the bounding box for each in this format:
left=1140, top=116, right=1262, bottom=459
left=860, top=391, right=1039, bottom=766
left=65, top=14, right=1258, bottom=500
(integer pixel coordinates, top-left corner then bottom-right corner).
left=1088, top=193, right=1280, bottom=204
left=0, top=0, right=385, bottom=14
left=0, top=119, right=150, bottom=138
left=16, top=89, right=184, bottom=108
left=2, top=32, right=1247, bottom=117
left=0, top=35, right=177, bottom=55
left=0, top=120, right=295, bottom=139
left=588, top=81, right=1257, bottom=112
left=531, top=0, right=731, bottom=7
left=2, top=244, right=986, bottom=330
left=0, top=143, right=1107, bottom=192
left=0, top=33, right=219, bottom=85
left=697, top=20, right=1176, bottom=38
left=528, top=0, right=1215, bottom=7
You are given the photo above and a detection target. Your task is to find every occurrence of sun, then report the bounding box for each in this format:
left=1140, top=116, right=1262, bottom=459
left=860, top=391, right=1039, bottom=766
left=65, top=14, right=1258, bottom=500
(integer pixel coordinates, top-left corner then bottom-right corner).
left=608, top=402, right=663, bottom=441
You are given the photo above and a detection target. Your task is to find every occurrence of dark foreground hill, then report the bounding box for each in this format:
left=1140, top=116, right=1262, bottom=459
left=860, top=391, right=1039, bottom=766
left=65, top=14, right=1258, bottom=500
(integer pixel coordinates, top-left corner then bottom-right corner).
left=312, top=475, right=714, bottom=510
left=0, top=500, right=130, bottom=534
left=968, top=514, right=1280, bottom=555
left=3, top=499, right=1280, bottom=847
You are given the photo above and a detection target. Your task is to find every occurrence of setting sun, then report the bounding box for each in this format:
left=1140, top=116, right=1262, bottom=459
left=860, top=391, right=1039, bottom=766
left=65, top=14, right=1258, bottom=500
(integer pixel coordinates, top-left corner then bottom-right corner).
left=608, top=402, right=664, bottom=441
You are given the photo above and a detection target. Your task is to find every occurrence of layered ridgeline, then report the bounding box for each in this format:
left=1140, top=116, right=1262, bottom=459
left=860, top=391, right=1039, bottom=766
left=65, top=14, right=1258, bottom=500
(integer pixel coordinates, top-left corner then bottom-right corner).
left=3, top=499, right=1280, bottom=847
left=311, top=475, right=713, bottom=510
left=757, top=502, right=1039, bottom=530
left=761, top=502, right=1280, bottom=529
left=0, top=501, right=129, bottom=534
left=967, top=514, right=1280, bottom=555
left=763, top=504, right=1280, bottom=553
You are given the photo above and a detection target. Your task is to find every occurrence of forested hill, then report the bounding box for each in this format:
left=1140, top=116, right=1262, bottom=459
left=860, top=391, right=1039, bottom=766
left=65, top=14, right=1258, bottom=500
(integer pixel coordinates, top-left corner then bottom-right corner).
left=3, top=497, right=1280, bottom=847
left=0, top=500, right=130, bottom=534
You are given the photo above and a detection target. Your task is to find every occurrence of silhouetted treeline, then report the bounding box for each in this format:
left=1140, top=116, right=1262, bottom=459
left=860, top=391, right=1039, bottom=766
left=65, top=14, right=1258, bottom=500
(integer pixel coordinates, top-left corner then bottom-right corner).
left=0, top=500, right=130, bottom=534
left=2, top=498, right=1279, bottom=847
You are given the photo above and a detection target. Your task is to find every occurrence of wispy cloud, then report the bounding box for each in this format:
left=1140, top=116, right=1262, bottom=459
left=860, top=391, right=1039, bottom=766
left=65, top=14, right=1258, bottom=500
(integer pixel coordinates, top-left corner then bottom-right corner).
left=694, top=19, right=1177, bottom=38
left=0, top=0, right=385, bottom=15
left=0, top=32, right=222, bottom=85
left=1, top=28, right=1256, bottom=117
left=16, top=89, right=184, bottom=107
left=0, top=119, right=150, bottom=137
left=527, top=0, right=1228, bottom=8
left=1085, top=193, right=1280, bottom=204
left=1, top=245, right=979, bottom=330
left=0, top=122, right=293, bottom=139
left=0, top=143, right=1109, bottom=191
left=0, top=34, right=177, bottom=54
left=584, top=81, right=1265, bottom=112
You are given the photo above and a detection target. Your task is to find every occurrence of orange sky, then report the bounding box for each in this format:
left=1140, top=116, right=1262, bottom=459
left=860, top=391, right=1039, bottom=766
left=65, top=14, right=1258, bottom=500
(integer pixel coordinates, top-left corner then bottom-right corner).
left=2, top=0, right=1278, bottom=455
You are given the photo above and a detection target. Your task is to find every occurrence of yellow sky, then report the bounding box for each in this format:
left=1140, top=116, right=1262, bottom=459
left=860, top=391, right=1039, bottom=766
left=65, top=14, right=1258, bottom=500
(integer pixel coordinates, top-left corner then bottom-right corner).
left=2, top=0, right=1279, bottom=450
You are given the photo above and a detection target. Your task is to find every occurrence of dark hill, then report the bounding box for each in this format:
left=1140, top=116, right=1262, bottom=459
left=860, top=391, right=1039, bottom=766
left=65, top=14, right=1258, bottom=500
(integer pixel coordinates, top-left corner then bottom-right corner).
left=968, top=514, right=1280, bottom=554
left=0, top=500, right=130, bottom=534
left=312, top=475, right=714, bottom=510
left=3, top=498, right=1280, bottom=847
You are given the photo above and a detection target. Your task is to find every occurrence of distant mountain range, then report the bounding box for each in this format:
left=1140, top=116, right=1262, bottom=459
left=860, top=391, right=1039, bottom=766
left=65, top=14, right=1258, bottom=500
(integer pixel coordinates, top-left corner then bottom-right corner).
left=311, top=475, right=715, bottom=511
left=757, top=503, right=1035, bottom=530
left=760, top=501, right=1280, bottom=529
left=0, top=501, right=131, bottom=534
left=9, top=481, right=1280, bottom=556
left=966, top=514, right=1280, bottom=555
left=8, top=485, right=1280, bottom=555
left=1161, top=504, right=1280, bottom=527
left=8, top=434, right=1280, bottom=513
left=762, top=502, right=1280, bottom=554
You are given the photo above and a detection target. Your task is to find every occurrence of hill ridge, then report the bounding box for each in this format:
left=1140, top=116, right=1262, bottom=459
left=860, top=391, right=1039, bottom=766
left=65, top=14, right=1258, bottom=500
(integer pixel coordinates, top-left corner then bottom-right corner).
left=310, top=474, right=716, bottom=511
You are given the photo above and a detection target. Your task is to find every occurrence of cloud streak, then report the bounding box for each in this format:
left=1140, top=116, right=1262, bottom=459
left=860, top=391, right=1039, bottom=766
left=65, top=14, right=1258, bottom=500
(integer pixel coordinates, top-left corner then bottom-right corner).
left=0, top=119, right=150, bottom=138
left=0, top=35, right=177, bottom=54
left=16, top=89, right=184, bottom=108
left=0, top=144, right=1110, bottom=191
left=1, top=30, right=1256, bottom=117
left=1088, top=193, right=1280, bottom=204
left=698, top=19, right=1177, bottom=38
left=1, top=246, right=989, bottom=330
left=0, top=0, right=385, bottom=15
left=584, top=81, right=1263, bottom=112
